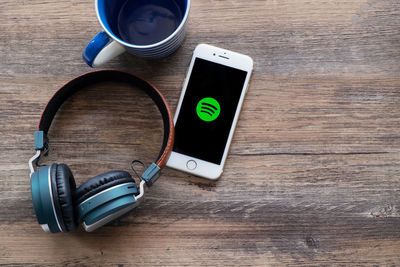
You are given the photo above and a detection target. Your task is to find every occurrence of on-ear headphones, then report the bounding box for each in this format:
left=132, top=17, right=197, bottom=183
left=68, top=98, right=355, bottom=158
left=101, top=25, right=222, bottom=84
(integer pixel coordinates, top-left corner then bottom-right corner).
left=28, top=70, right=174, bottom=233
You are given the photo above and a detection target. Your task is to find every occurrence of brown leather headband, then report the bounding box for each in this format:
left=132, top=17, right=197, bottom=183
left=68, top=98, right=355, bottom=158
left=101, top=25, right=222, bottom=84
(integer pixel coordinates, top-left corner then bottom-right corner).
left=37, top=70, right=174, bottom=174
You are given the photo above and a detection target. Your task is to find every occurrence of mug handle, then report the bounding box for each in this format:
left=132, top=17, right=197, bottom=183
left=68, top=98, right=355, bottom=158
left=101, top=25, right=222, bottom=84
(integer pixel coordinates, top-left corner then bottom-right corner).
left=82, top=31, right=126, bottom=67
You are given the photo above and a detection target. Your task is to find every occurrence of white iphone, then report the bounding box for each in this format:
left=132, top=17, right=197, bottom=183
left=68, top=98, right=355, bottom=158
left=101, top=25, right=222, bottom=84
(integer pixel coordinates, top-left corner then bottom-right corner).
left=166, top=44, right=253, bottom=179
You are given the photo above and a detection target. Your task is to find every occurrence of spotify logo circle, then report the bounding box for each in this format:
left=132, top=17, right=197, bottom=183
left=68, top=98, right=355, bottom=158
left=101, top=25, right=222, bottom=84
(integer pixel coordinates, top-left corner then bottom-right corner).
left=196, top=97, right=221, bottom=122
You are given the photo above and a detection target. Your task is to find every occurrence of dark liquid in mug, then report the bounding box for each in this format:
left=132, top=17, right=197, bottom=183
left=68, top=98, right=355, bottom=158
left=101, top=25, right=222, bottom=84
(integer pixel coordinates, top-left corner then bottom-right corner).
left=117, top=0, right=183, bottom=45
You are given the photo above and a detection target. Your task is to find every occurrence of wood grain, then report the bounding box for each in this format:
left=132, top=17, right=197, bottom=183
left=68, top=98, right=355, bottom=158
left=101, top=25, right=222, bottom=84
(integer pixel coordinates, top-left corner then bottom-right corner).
left=1, top=0, right=400, bottom=266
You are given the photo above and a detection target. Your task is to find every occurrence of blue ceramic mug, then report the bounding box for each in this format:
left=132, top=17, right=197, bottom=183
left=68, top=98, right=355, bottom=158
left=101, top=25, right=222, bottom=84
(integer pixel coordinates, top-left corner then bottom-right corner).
left=83, top=0, right=191, bottom=67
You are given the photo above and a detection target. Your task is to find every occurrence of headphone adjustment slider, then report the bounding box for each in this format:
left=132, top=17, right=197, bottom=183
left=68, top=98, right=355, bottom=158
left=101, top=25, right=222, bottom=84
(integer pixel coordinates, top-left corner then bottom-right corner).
left=34, top=131, right=49, bottom=166
left=141, top=163, right=161, bottom=187
left=34, top=131, right=49, bottom=152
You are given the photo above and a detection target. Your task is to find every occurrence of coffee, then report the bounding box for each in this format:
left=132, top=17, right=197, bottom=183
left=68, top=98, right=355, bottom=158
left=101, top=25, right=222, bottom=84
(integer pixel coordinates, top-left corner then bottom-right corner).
left=117, top=0, right=183, bottom=45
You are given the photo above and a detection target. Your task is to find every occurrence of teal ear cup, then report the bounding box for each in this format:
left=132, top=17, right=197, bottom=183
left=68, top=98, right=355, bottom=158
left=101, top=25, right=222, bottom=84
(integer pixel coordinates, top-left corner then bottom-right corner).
left=77, top=182, right=138, bottom=230
left=31, top=164, right=78, bottom=233
left=30, top=165, right=140, bottom=233
left=73, top=170, right=139, bottom=232
left=31, top=165, right=62, bottom=233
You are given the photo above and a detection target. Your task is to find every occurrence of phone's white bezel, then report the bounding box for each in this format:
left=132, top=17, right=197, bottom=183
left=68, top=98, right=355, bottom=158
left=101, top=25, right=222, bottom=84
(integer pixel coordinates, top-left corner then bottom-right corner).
left=166, top=44, right=253, bottom=180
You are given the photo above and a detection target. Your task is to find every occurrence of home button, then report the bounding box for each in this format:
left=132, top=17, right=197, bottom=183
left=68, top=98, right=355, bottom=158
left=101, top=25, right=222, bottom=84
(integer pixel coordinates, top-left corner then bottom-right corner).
left=186, top=160, right=197, bottom=170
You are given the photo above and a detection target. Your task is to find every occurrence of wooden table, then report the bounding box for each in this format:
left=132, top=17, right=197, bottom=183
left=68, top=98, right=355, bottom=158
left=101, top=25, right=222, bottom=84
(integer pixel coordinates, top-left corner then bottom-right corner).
left=1, top=0, right=399, bottom=266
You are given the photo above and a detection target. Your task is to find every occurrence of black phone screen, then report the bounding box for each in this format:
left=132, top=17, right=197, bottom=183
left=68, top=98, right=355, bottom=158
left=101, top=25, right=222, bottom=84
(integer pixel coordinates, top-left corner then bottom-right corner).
left=173, top=58, right=248, bottom=164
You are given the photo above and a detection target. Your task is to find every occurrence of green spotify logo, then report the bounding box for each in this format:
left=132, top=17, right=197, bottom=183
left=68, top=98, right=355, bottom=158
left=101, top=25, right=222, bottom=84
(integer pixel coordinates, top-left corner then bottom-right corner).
left=196, top=97, right=221, bottom=122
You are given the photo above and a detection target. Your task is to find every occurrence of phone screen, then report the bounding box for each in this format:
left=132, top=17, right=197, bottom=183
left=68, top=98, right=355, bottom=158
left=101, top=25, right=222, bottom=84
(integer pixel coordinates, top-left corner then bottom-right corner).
left=173, top=58, right=248, bottom=164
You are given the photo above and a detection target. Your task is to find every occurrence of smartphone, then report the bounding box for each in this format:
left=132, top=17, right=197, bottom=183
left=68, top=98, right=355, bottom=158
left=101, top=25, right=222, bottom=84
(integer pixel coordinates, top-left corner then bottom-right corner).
left=166, top=44, right=253, bottom=179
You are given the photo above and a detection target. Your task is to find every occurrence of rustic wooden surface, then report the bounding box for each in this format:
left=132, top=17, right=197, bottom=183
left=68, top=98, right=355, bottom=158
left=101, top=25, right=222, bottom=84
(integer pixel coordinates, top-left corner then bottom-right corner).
left=1, top=0, right=400, bottom=266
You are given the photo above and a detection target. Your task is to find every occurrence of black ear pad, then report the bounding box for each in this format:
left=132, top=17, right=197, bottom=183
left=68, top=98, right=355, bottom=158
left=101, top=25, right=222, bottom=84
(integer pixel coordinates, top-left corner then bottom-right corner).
left=73, top=171, right=134, bottom=205
left=50, top=163, right=77, bottom=232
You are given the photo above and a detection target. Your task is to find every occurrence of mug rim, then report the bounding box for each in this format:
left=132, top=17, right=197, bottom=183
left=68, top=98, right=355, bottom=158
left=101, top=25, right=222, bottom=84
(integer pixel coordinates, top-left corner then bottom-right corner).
left=95, top=0, right=191, bottom=49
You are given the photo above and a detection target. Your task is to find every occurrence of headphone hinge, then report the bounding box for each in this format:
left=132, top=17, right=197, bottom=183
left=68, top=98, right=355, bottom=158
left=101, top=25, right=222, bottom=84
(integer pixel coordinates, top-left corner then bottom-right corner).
left=28, top=150, right=41, bottom=177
